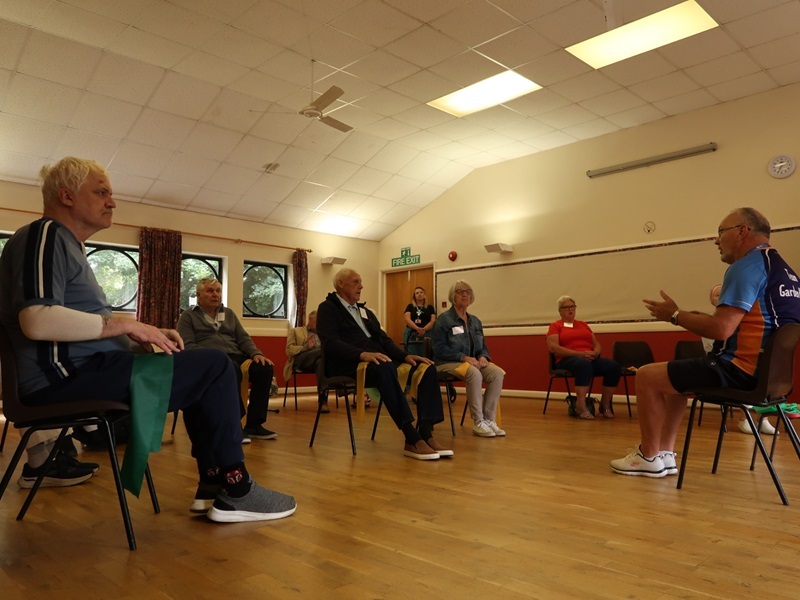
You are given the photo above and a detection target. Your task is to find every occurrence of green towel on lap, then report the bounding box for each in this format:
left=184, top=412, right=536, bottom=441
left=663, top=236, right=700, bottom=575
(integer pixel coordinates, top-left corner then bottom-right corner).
left=120, top=353, right=174, bottom=496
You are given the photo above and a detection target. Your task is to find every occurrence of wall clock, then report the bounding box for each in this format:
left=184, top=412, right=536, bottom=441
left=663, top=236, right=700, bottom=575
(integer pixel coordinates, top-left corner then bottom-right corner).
left=768, top=154, right=796, bottom=179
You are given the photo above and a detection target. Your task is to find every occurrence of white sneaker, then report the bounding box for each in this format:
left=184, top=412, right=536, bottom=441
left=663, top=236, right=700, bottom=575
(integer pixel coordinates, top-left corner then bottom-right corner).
left=485, top=420, right=506, bottom=437
left=659, top=451, right=677, bottom=476
left=738, top=418, right=776, bottom=435
left=472, top=420, right=496, bottom=437
left=610, top=445, right=667, bottom=478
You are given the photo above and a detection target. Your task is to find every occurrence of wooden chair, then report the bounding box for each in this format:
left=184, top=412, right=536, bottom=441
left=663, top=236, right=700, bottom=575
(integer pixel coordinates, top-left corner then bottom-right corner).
left=612, top=341, right=654, bottom=418
left=0, top=325, right=159, bottom=550
left=677, top=324, right=800, bottom=505
left=543, top=352, right=594, bottom=415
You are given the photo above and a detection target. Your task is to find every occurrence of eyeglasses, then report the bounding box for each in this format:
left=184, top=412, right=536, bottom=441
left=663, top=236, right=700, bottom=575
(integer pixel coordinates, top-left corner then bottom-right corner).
left=455, top=289, right=473, bottom=295
left=559, top=304, right=577, bottom=310
left=716, top=224, right=743, bottom=237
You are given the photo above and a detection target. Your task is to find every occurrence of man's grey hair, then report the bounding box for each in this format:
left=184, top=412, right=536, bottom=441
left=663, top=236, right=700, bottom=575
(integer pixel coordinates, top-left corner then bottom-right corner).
left=196, top=277, right=220, bottom=296
left=734, top=207, right=771, bottom=238
left=40, top=157, right=108, bottom=208
left=333, top=268, right=358, bottom=290
left=308, top=310, right=317, bottom=318
left=448, top=280, right=475, bottom=304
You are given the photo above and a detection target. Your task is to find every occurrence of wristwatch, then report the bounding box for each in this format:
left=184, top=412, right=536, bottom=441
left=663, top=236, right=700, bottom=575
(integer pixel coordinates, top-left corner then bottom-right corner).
left=669, top=310, right=680, bottom=326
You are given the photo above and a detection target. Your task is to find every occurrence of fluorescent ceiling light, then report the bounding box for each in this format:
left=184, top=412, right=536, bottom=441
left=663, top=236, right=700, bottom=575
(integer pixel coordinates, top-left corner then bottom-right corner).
left=428, top=71, right=541, bottom=117
left=566, top=0, right=718, bottom=69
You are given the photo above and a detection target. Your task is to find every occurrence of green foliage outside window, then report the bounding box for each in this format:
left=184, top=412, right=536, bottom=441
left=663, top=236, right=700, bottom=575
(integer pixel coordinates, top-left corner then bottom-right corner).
left=243, top=262, right=287, bottom=318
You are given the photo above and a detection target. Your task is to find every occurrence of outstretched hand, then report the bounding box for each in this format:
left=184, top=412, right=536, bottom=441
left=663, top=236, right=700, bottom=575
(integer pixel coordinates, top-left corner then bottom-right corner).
left=643, top=290, right=679, bottom=322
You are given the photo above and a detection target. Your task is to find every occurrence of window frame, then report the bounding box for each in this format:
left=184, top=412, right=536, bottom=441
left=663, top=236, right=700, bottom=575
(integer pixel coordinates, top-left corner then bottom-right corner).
left=241, top=260, right=288, bottom=319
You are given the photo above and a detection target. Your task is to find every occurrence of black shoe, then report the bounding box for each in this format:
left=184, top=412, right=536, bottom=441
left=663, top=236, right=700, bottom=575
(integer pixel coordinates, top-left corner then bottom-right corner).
left=190, top=482, right=220, bottom=513
left=17, top=453, right=94, bottom=489
left=319, top=402, right=330, bottom=414
left=71, top=427, right=108, bottom=450
left=243, top=425, right=277, bottom=440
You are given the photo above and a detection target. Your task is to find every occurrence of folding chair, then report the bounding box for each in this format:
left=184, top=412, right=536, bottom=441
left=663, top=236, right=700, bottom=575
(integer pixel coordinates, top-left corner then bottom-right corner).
left=612, top=341, right=655, bottom=418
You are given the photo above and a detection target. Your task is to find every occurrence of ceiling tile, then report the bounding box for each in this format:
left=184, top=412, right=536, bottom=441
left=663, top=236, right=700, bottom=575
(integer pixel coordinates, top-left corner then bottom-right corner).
left=431, top=0, right=521, bottom=48
left=144, top=180, right=198, bottom=209
left=330, top=0, right=420, bottom=47
left=341, top=165, right=393, bottom=195
left=685, top=51, right=762, bottom=87
left=226, top=135, right=287, bottom=170
left=179, top=122, right=243, bottom=160
left=51, top=129, right=122, bottom=165
left=349, top=196, right=396, bottom=219
left=385, top=25, right=466, bottom=70
left=384, top=0, right=467, bottom=23
left=189, top=188, right=242, bottom=214
left=87, top=53, right=166, bottom=105
left=562, top=117, right=619, bottom=140
left=352, top=87, right=418, bottom=117
left=148, top=71, right=220, bottom=120
left=106, top=170, right=155, bottom=201
left=653, top=89, right=718, bottom=116
left=373, top=174, right=420, bottom=201
left=395, top=130, right=452, bottom=151
left=0, top=113, right=63, bottom=156
left=550, top=71, right=620, bottom=103
left=461, top=130, right=518, bottom=151
left=769, top=59, right=800, bottom=86
left=107, top=27, right=192, bottom=69
left=629, top=71, right=701, bottom=103
left=263, top=203, right=311, bottom=228
left=173, top=51, right=250, bottom=87
left=227, top=197, right=280, bottom=222
left=429, top=49, right=504, bottom=87
left=18, top=30, right=103, bottom=87
left=244, top=173, right=300, bottom=205
left=60, top=0, right=160, bottom=23
left=249, top=109, right=311, bottom=145
left=0, top=149, right=50, bottom=183
left=707, top=72, right=777, bottom=102
left=425, top=161, right=471, bottom=186
left=272, top=146, right=326, bottom=179
left=397, top=152, right=449, bottom=180
left=365, top=142, right=419, bottom=172
left=306, top=156, right=361, bottom=188
left=389, top=69, right=456, bottom=103
left=489, top=140, right=539, bottom=160
left=0, top=0, right=50, bottom=25
left=475, top=25, right=558, bottom=69
left=377, top=201, right=420, bottom=225
left=201, top=88, right=268, bottom=133
left=109, top=141, right=175, bottom=179
left=202, top=25, right=282, bottom=68
left=228, top=71, right=298, bottom=102
left=3, top=74, right=81, bottom=124
left=495, top=118, right=555, bottom=141
left=658, top=28, right=741, bottom=69
left=515, top=50, right=592, bottom=86
left=401, top=181, right=446, bottom=207
left=291, top=24, right=374, bottom=68
left=319, top=189, right=368, bottom=215
left=525, top=129, right=577, bottom=150
left=159, top=153, right=220, bottom=187
left=358, top=220, right=398, bottom=241
left=359, top=117, right=419, bottom=140
left=426, top=141, right=479, bottom=160
left=749, top=32, right=800, bottom=70
left=128, top=108, right=196, bottom=151
left=578, top=89, right=646, bottom=117
left=69, top=92, right=142, bottom=137
left=601, top=52, right=678, bottom=87
left=724, top=2, right=800, bottom=48
left=0, top=20, right=29, bottom=70
left=345, top=50, right=420, bottom=86
left=233, top=0, right=319, bottom=48
left=331, top=131, right=387, bottom=163
left=204, top=163, right=262, bottom=195
left=490, top=0, right=574, bottom=23
left=131, top=0, right=224, bottom=47
left=526, top=0, right=604, bottom=47
left=604, top=104, right=667, bottom=129
left=32, top=2, right=126, bottom=49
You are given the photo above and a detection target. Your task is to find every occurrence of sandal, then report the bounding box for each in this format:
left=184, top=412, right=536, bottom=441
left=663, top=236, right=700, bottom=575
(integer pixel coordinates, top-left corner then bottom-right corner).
left=577, top=410, right=595, bottom=420
left=599, top=405, right=614, bottom=419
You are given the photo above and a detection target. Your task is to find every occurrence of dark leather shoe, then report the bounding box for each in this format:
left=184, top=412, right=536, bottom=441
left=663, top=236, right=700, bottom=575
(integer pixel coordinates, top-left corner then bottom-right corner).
left=319, top=402, right=330, bottom=414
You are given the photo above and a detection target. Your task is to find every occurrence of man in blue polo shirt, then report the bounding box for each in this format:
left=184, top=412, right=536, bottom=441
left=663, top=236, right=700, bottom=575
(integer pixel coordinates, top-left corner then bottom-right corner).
left=611, top=208, right=800, bottom=477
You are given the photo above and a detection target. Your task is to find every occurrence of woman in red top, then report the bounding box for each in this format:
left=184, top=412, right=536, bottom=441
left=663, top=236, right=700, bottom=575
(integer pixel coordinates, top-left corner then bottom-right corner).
left=546, top=295, right=621, bottom=420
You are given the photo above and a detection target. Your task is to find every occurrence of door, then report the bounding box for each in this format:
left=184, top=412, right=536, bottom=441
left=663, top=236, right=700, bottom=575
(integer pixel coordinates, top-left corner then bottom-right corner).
left=385, top=267, right=434, bottom=349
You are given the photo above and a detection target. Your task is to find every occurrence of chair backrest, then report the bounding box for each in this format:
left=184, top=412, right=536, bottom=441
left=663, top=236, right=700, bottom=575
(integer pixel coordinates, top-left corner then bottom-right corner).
left=759, top=323, right=800, bottom=402
left=612, top=341, right=654, bottom=369
left=674, top=340, right=706, bottom=361
left=0, top=324, right=22, bottom=422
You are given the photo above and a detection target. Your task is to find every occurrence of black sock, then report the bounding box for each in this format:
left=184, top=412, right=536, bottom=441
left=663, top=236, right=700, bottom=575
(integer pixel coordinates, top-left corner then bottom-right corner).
left=417, top=420, right=433, bottom=441
left=402, top=422, right=422, bottom=445
left=199, top=466, right=221, bottom=486
left=221, top=462, right=252, bottom=498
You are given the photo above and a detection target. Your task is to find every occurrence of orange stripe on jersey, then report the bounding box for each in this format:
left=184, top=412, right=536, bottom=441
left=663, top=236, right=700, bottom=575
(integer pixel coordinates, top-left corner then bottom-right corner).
left=731, top=300, right=766, bottom=376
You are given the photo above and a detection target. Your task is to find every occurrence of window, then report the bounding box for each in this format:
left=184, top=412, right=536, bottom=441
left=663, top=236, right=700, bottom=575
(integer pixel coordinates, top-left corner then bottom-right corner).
left=181, top=255, right=223, bottom=311
left=0, top=234, right=8, bottom=255
left=85, top=244, right=140, bottom=311
left=242, top=261, right=287, bottom=319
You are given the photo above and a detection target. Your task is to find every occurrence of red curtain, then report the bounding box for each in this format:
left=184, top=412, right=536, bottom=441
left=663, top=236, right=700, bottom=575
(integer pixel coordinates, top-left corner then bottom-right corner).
left=292, top=250, right=308, bottom=327
left=136, top=227, right=182, bottom=328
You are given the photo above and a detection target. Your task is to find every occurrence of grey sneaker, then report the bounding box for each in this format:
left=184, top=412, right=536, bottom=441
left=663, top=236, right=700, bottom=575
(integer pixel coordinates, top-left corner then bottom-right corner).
left=659, top=451, right=678, bottom=476
left=207, top=481, right=297, bottom=523
left=610, top=445, right=667, bottom=478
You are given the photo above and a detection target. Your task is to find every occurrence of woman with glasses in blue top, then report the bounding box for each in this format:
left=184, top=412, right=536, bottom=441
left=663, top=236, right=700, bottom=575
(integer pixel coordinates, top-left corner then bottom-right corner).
left=432, top=280, right=506, bottom=438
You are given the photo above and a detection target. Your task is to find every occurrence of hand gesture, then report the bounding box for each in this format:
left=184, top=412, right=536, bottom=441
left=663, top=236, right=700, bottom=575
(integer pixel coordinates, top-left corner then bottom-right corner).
left=643, top=290, right=679, bottom=322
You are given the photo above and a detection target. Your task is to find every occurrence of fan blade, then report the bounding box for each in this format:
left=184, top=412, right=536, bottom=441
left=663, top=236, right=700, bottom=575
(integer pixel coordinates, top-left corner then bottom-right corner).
left=319, top=115, right=353, bottom=132
left=310, top=86, right=344, bottom=112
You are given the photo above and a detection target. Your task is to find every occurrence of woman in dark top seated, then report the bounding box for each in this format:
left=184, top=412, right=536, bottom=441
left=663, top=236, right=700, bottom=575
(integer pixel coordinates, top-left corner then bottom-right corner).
left=546, top=295, right=621, bottom=420
left=403, top=286, right=436, bottom=353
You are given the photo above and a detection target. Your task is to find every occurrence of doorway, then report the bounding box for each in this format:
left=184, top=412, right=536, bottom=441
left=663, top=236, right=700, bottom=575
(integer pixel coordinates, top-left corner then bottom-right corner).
left=384, top=266, right=434, bottom=349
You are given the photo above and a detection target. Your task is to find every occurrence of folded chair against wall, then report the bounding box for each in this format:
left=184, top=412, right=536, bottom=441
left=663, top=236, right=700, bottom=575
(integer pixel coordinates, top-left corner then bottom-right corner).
left=0, top=325, right=159, bottom=550
left=543, top=352, right=594, bottom=415
left=612, top=341, right=655, bottom=418
left=676, top=323, right=800, bottom=506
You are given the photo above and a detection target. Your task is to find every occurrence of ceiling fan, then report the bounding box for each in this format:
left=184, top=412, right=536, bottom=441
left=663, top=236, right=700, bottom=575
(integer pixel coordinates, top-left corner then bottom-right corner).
left=298, top=60, right=353, bottom=133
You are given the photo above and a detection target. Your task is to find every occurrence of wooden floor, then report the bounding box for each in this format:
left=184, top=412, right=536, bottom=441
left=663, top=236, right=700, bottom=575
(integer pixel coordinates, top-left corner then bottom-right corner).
left=2, top=394, right=800, bottom=599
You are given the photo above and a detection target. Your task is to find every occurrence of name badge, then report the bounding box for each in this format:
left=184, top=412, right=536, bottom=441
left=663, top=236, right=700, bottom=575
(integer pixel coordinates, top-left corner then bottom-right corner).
left=359, top=307, right=368, bottom=319
left=452, top=326, right=465, bottom=334
left=563, top=322, right=574, bottom=328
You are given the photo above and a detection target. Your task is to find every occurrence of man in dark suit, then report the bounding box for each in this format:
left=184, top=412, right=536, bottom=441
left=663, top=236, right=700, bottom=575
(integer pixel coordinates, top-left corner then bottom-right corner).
left=316, top=268, right=452, bottom=460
